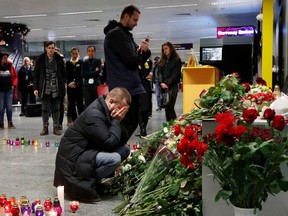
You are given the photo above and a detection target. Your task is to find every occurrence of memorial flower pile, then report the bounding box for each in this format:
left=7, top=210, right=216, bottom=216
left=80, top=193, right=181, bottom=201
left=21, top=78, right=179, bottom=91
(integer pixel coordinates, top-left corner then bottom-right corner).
left=203, top=108, right=288, bottom=210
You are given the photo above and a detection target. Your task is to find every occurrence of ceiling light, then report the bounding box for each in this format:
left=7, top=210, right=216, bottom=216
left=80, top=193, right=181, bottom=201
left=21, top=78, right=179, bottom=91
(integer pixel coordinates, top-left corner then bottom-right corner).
left=55, top=35, right=76, bottom=38
left=57, top=10, right=103, bottom=16
left=52, top=25, right=87, bottom=30
left=210, top=0, right=260, bottom=6
left=2, top=14, right=47, bottom=19
left=30, top=28, right=44, bottom=31
left=145, top=4, right=197, bottom=9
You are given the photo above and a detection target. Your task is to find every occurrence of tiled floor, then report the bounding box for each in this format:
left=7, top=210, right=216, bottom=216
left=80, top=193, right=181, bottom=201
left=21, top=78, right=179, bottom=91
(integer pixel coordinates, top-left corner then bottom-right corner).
left=0, top=92, right=182, bottom=215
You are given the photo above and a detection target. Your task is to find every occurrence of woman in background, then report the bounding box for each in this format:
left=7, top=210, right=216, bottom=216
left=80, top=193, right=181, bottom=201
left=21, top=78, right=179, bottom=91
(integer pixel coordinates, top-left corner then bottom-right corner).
left=0, top=52, right=18, bottom=129
left=158, top=42, right=182, bottom=121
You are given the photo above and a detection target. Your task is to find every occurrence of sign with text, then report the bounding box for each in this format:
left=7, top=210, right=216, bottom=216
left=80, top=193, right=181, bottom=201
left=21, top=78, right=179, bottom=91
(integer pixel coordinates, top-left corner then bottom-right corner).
left=217, top=26, right=255, bottom=38
left=173, top=43, right=193, bottom=50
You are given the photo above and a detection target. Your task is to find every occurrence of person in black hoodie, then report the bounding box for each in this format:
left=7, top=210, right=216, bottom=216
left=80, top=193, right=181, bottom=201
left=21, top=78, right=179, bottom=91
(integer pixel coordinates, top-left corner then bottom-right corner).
left=33, top=41, right=66, bottom=136
left=54, top=87, right=131, bottom=203
left=66, top=47, right=84, bottom=127
left=104, top=4, right=151, bottom=139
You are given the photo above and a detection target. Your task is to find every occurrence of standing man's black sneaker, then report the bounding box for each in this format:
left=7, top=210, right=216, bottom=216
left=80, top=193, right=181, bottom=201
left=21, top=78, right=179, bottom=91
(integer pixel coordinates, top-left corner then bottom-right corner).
left=19, top=113, right=24, bottom=116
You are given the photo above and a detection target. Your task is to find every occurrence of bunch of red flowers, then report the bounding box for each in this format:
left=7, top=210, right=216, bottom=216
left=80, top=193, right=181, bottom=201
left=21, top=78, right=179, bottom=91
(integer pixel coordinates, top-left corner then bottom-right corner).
left=213, top=108, right=286, bottom=147
left=175, top=124, right=207, bottom=171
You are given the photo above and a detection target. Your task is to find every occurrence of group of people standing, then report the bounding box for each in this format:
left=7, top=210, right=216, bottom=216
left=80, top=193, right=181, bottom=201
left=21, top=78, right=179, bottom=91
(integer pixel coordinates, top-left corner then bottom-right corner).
left=54, top=4, right=183, bottom=203
left=0, top=3, right=183, bottom=204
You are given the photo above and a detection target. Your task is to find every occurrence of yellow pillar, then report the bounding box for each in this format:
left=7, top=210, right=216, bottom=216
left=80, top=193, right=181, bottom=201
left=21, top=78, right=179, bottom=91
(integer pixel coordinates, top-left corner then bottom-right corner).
left=261, top=0, right=274, bottom=87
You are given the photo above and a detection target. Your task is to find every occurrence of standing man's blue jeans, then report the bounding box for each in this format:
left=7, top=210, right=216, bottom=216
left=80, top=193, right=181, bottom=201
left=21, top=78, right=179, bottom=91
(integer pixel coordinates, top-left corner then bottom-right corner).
left=94, top=145, right=130, bottom=181
left=0, top=89, right=13, bottom=123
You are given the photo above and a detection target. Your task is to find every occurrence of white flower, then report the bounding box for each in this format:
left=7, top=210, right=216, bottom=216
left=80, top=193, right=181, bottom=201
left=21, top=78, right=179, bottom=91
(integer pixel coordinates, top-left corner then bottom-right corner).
left=242, top=100, right=252, bottom=109
left=122, top=163, right=132, bottom=173
left=138, top=154, right=146, bottom=163
left=163, top=127, right=168, bottom=133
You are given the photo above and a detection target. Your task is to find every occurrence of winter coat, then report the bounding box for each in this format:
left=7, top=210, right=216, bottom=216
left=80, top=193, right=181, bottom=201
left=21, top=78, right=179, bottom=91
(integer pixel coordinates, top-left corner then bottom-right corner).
left=18, top=65, right=33, bottom=91
left=33, top=52, right=66, bottom=98
left=158, top=57, right=182, bottom=89
left=104, top=20, right=151, bottom=96
left=53, top=96, right=128, bottom=199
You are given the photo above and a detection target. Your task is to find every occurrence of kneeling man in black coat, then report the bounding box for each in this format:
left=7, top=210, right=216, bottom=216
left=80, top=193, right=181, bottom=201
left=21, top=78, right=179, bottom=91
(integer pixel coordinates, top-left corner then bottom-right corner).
left=54, top=87, right=131, bottom=203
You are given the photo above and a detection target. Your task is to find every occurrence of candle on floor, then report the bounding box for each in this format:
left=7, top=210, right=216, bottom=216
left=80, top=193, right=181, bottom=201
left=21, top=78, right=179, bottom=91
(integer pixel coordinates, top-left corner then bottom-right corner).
left=57, top=186, right=65, bottom=212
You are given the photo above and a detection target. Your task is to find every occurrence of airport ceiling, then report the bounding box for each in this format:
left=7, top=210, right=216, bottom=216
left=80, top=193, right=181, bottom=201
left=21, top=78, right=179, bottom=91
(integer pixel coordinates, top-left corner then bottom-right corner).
left=0, top=0, right=262, bottom=49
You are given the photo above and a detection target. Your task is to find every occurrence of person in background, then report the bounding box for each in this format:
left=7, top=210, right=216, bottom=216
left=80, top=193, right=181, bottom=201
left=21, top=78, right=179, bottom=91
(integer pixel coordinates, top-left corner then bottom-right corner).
left=158, top=42, right=182, bottom=121
left=136, top=59, right=152, bottom=137
left=33, top=41, right=66, bottom=136
left=54, top=87, right=131, bottom=203
left=18, top=57, right=35, bottom=116
left=104, top=4, right=151, bottom=139
left=0, top=52, right=18, bottom=129
left=66, top=47, right=85, bottom=127
left=152, top=56, right=162, bottom=111
left=81, top=45, right=102, bottom=108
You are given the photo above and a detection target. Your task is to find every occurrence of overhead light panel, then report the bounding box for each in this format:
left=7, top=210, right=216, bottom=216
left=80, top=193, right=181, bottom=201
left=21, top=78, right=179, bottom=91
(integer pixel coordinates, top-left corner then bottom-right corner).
left=210, top=0, right=261, bottom=5
left=30, top=28, right=44, bottom=31
left=57, top=10, right=103, bottom=16
left=52, top=25, right=87, bottom=30
left=145, top=4, right=197, bottom=9
left=2, top=14, right=47, bottom=19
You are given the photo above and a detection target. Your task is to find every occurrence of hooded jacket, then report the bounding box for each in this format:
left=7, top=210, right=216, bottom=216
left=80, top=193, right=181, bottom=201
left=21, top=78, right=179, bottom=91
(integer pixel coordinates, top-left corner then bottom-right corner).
left=53, top=96, right=128, bottom=199
left=33, top=52, right=66, bottom=98
left=104, top=20, right=151, bottom=96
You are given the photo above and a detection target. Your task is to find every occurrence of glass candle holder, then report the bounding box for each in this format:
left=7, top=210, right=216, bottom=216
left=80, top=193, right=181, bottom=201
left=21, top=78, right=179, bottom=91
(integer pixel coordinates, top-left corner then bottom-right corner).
left=0, top=194, right=7, bottom=207
left=53, top=198, right=62, bottom=216
left=2, top=138, right=6, bottom=145
left=69, top=201, right=79, bottom=213
left=44, top=197, right=52, bottom=211
left=45, top=141, right=50, bottom=147
left=21, top=203, right=31, bottom=215
left=19, top=196, right=27, bottom=206
left=31, top=199, right=41, bottom=213
left=3, top=200, right=13, bottom=213
left=35, top=205, right=44, bottom=216
left=11, top=204, right=20, bottom=216
left=9, top=197, right=16, bottom=205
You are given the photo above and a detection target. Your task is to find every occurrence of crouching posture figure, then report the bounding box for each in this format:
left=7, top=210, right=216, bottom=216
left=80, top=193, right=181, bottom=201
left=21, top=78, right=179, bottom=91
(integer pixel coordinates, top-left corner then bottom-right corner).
left=53, top=87, right=131, bottom=203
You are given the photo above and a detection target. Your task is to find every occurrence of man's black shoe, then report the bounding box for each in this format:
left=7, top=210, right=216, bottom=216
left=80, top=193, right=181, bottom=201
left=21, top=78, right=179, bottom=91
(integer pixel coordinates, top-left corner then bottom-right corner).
left=19, top=113, right=24, bottom=116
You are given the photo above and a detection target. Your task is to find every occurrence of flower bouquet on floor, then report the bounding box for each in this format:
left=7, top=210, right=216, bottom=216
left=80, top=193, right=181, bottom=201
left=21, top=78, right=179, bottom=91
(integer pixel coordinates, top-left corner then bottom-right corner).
left=203, top=108, right=288, bottom=211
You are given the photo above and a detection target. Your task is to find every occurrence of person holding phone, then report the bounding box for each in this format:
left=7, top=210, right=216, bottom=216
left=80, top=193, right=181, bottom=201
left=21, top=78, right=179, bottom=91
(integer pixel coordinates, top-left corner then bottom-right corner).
left=104, top=4, right=151, bottom=139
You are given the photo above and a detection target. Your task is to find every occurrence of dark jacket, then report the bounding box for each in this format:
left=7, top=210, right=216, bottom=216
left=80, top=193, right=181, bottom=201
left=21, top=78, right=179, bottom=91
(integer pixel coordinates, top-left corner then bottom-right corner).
left=18, top=65, right=34, bottom=91
left=53, top=96, right=128, bottom=199
left=104, top=21, right=151, bottom=96
left=158, top=57, right=182, bottom=89
left=81, top=58, right=102, bottom=86
left=33, top=52, right=66, bottom=98
left=66, top=59, right=83, bottom=87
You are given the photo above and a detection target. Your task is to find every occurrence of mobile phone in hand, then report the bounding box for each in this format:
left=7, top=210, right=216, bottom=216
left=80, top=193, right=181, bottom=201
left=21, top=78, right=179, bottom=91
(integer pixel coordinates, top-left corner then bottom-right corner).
left=145, top=36, right=150, bottom=42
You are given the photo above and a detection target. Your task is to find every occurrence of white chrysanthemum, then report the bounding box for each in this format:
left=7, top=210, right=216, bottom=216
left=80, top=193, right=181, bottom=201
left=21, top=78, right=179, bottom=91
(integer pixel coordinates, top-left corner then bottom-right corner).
left=138, top=154, right=146, bottom=163
left=242, top=100, right=252, bottom=109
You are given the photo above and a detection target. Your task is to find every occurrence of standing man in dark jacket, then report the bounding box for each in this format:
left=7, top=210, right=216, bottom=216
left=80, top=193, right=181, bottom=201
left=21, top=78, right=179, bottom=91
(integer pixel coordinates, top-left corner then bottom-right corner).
left=104, top=4, right=151, bottom=139
left=33, top=41, right=66, bottom=136
left=54, top=87, right=131, bottom=203
left=18, top=56, right=35, bottom=116
left=66, top=47, right=84, bottom=127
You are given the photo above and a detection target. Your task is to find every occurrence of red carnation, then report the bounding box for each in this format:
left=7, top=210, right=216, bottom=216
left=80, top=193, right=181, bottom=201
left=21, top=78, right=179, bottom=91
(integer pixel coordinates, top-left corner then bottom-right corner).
left=242, top=109, right=259, bottom=123
left=272, top=115, right=287, bottom=131
left=174, top=124, right=183, bottom=136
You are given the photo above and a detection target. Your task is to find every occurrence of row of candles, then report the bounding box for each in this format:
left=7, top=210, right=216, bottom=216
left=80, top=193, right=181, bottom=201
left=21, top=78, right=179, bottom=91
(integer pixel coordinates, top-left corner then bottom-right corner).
left=0, top=194, right=79, bottom=215
left=2, top=138, right=60, bottom=148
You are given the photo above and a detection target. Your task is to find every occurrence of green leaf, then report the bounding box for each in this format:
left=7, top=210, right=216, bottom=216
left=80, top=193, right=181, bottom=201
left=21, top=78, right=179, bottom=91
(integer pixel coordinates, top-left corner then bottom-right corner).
left=215, top=189, right=232, bottom=202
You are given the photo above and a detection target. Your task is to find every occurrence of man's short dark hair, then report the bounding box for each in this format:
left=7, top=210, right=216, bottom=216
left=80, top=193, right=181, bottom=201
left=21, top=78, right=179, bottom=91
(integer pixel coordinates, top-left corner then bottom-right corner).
left=120, top=5, right=140, bottom=19
left=108, top=87, right=131, bottom=106
left=45, top=41, right=56, bottom=48
left=87, top=45, right=96, bottom=52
